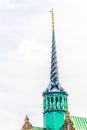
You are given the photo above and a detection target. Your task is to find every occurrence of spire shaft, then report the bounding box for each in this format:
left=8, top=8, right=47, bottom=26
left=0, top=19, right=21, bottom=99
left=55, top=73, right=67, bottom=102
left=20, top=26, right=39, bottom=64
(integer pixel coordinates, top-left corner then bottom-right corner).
left=50, top=9, right=59, bottom=84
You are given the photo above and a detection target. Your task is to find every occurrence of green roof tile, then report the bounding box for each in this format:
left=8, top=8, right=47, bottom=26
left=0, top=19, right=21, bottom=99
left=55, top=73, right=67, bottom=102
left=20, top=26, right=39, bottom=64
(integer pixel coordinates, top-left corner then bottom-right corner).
left=71, top=116, right=87, bottom=130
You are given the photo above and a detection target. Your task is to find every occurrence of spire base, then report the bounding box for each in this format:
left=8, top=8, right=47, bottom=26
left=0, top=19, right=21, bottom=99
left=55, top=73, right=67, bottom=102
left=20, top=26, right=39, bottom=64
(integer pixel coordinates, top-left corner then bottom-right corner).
left=44, top=82, right=67, bottom=94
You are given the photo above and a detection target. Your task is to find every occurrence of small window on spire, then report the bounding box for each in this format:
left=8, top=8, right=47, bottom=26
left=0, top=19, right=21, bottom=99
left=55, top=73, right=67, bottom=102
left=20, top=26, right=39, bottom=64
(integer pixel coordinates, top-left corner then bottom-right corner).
left=51, top=97, right=53, bottom=109
left=60, top=97, right=62, bottom=109
left=56, top=97, right=58, bottom=109
left=44, top=99, right=46, bottom=111
left=47, top=97, right=50, bottom=109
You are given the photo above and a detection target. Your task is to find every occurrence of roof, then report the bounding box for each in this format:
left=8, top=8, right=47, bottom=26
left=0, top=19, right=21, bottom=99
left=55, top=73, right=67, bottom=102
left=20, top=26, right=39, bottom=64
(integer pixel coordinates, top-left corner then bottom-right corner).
left=33, top=116, right=87, bottom=130
left=33, top=127, right=48, bottom=130
left=71, top=116, right=87, bottom=130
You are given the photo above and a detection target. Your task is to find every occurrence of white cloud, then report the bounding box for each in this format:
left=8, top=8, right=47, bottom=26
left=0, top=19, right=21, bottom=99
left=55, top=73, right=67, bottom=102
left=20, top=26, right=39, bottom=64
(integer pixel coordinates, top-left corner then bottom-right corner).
left=0, top=0, right=15, bottom=8
left=0, top=0, right=9, bottom=6
left=0, top=0, right=87, bottom=130
left=0, top=40, right=50, bottom=130
left=0, top=0, right=25, bottom=9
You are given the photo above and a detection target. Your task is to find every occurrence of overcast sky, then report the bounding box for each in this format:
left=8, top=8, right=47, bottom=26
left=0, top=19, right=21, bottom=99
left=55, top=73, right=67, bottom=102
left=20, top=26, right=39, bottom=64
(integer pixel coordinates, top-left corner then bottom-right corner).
left=0, top=0, right=87, bottom=130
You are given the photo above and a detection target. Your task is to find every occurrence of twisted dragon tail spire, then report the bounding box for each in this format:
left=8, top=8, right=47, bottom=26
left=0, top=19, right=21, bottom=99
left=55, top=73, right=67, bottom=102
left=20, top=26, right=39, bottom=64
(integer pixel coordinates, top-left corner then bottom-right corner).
left=50, top=9, right=59, bottom=85
left=44, top=9, right=66, bottom=93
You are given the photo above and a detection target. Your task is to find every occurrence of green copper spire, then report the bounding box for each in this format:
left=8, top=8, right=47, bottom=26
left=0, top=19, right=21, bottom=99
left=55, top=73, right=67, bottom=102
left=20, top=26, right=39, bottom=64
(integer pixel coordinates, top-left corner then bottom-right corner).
left=43, top=9, right=68, bottom=130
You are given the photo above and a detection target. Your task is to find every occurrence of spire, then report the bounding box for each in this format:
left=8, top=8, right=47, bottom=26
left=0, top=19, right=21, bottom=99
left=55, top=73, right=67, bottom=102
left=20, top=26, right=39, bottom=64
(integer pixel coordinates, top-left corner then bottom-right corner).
left=44, top=9, right=67, bottom=93
left=50, top=8, right=59, bottom=84
left=63, top=111, right=75, bottom=130
left=22, top=115, right=32, bottom=130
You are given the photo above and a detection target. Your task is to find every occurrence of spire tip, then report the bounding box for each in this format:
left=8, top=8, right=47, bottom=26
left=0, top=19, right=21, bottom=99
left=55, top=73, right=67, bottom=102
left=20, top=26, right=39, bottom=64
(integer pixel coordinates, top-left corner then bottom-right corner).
left=50, top=8, right=54, bottom=29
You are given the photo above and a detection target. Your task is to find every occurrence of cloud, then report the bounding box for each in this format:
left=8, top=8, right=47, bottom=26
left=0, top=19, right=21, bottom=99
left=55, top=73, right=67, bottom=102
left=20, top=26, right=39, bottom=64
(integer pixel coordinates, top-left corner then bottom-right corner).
left=0, top=0, right=9, bottom=6
left=0, top=40, right=50, bottom=130
left=0, top=0, right=16, bottom=9
left=0, top=0, right=87, bottom=130
left=0, top=0, right=53, bottom=11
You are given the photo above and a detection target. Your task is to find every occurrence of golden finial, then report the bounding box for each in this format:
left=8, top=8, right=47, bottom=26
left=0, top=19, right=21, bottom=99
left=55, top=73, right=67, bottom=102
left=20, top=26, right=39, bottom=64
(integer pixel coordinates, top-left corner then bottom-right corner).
left=50, top=8, right=54, bottom=29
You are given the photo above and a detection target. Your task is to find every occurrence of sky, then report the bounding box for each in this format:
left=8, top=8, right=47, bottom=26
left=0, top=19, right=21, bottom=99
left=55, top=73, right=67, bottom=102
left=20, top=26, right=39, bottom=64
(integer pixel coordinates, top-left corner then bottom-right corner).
left=0, top=0, right=87, bottom=130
